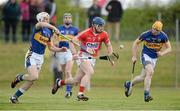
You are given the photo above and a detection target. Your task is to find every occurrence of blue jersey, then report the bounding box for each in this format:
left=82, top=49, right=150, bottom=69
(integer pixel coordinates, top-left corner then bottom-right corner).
left=139, top=30, right=168, bottom=58
left=30, top=27, right=53, bottom=54
left=57, top=25, right=79, bottom=48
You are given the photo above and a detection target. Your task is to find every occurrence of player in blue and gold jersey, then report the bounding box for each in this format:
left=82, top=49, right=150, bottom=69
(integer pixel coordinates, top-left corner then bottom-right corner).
left=10, top=12, right=67, bottom=104
left=124, top=21, right=172, bottom=102
left=52, top=13, right=79, bottom=98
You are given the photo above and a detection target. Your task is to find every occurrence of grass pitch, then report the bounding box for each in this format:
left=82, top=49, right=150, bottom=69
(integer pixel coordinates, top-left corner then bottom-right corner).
left=0, top=41, right=180, bottom=110
left=0, top=85, right=180, bottom=110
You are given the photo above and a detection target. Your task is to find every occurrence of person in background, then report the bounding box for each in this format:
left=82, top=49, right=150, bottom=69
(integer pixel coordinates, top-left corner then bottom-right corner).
left=87, top=0, right=101, bottom=27
left=20, top=0, right=31, bottom=42
left=105, top=0, right=123, bottom=42
left=29, top=0, right=41, bottom=27
left=2, top=0, right=21, bottom=43
left=45, top=0, right=57, bottom=25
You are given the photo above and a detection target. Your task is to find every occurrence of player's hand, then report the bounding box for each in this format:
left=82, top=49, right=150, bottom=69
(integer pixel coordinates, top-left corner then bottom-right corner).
left=53, top=33, right=59, bottom=40
left=157, top=51, right=163, bottom=57
left=54, top=28, right=60, bottom=35
left=60, top=47, right=67, bottom=52
left=72, top=54, right=79, bottom=60
left=132, top=56, right=137, bottom=63
left=86, top=47, right=95, bottom=55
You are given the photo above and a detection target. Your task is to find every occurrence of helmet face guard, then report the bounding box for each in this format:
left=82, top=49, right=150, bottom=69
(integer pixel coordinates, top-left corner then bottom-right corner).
left=93, top=24, right=104, bottom=33
left=36, top=12, right=50, bottom=22
left=92, top=17, right=105, bottom=33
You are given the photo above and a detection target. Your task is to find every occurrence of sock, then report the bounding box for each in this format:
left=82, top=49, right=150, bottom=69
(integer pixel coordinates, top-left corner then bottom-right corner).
left=126, top=81, right=133, bottom=87
left=66, top=85, right=72, bottom=93
left=58, top=80, right=65, bottom=86
left=144, top=90, right=150, bottom=98
left=78, top=85, right=85, bottom=95
left=14, top=88, right=25, bottom=98
left=19, top=75, right=24, bottom=81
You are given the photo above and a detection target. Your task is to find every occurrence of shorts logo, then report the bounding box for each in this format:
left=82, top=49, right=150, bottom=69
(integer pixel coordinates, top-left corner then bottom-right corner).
left=86, top=42, right=99, bottom=49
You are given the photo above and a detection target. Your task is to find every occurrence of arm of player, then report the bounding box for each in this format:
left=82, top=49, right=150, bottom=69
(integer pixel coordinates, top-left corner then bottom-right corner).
left=69, top=42, right=79, bottom=60
left=47, top=40, right=67, bottom=52
left=105, top=41, right=113, bottom=56
left=35, top=22, right=60, bottom=34
left=157, top=41, right=172, bottom=57
left=105, top=41, right=114, bottom=66
left=132, top=38, right=142, bottom=63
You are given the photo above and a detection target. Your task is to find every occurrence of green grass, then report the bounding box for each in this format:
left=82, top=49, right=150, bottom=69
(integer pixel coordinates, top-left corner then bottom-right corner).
left=0, top=85, right=180, bottom=110
left=0, top=41, right=180, bottom=110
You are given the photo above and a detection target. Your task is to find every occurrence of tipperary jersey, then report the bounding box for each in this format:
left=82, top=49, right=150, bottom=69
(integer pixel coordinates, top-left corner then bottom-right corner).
left=139, top=30, right=168, bottom=58
left=57, top=25, right=79, bottom=48
left=30, top=27, right=53, bottom=54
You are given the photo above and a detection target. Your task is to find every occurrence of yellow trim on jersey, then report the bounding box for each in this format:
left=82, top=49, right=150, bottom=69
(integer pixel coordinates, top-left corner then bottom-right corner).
left=144, top=41, right=164, bottom=51
left=34, top=33, right=50, bottom=46
left=58, top=35, right=75, bottom=41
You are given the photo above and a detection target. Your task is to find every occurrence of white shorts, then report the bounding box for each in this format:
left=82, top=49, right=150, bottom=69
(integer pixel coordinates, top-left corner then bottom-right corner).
left=76, top=51, right=96, bottom=67
left=55, top=49, right=72, bottom=65
left=141, top=53, right=157, bottom=68
left=25, top=50, right=44, bottom=70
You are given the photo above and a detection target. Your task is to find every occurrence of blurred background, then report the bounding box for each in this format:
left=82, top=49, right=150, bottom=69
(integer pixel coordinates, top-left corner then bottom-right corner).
left=0, top=0, right=179, bottom=88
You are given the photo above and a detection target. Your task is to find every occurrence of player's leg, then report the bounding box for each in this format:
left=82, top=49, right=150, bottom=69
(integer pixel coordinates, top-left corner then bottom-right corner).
left=144, top=63, right=154, bottom=102
left=115, top=22, right=120, bottom=42
left=142, top=54, right=156, bottom=102
left=77, top=61, right=94, bottom=101
left=107, top=22, right=113, bottom=40
left=11, top=65, right=40, bottom=88
left=51, top=56, right=63, bottom=84
left=4, top=20, right=10, bottom=43
left=64, top=60, right=74, bottom=98
left=124, top=68, right=146, bottom=97
left=10, top=65, right=39, bottom=104
left=51, top=61, right=74, bottom=95
left=132, top=68, right=146, bottom=84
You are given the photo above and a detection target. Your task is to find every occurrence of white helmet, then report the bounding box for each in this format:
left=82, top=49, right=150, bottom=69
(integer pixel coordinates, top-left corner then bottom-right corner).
left=36, top=12, right=50, bottom=22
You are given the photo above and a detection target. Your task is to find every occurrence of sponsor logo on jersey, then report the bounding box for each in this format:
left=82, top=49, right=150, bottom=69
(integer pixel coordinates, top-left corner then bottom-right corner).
left=86, top=42, right=99, bottom=49
left=144, top=41, right=163, bottom=51
left=34, top=33, right=50, bottom=45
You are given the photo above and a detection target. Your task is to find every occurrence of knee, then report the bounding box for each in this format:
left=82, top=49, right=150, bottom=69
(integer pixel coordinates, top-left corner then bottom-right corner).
left=29, top=74, right=39, bottom=81
left=65, top=70, right=71, bottom=75
left=145, top=68, right=154, bottom=78
left=88, top=69, right=94, bottom=75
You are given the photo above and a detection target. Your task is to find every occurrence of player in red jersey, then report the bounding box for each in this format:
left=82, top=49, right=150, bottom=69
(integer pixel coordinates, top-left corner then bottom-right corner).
left=52, top=17, right=113, bottom=101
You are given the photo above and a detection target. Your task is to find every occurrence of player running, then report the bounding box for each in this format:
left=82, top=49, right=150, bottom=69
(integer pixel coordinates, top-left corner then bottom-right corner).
left=10, top=12, right=67, bottom=104
left=54, top=13, right=79, bottom=98
left=51, top=17, right=114, bottom=101
left=124, top=21, right=172, bottom=102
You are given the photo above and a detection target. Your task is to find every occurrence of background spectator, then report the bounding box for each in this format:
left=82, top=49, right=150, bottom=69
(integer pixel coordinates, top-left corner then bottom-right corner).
left=29, top=0, right=41, bottom=27
left=87, top=0, right=101, bottom=27
left=45, top=0, right=57, bottom=25
left=20, top=0, right=30, bottom=42
left=2, top=0, right=20, bottom=43
left=106, top=0, right=123, bottom=42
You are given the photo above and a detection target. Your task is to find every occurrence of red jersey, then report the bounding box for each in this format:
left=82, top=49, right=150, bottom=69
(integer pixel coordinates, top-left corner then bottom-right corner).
left=77, top=28, right=110, bottom=57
